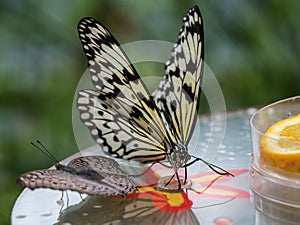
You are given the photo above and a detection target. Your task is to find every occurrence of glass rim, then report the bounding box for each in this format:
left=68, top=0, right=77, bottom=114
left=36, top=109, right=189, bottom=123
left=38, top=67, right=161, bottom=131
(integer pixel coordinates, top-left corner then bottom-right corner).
left=250, top=154, right=300, bottom=186
left=250, top=95, right=300, bottom=138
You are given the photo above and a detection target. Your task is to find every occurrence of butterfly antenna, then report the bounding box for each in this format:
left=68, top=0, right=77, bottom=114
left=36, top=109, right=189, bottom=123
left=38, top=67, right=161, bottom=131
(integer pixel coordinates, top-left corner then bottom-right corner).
left=30, top=140, right=59, bottom=164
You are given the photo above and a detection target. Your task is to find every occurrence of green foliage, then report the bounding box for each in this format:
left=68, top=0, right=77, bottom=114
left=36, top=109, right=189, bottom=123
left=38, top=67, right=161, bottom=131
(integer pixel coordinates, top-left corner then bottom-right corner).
left=1, top=1, right=299, bottom=225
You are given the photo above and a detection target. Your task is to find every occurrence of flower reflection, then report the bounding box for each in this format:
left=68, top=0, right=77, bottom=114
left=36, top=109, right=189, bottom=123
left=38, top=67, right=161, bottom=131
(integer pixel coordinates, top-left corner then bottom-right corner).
left=126, top=186, right=193, bottom=213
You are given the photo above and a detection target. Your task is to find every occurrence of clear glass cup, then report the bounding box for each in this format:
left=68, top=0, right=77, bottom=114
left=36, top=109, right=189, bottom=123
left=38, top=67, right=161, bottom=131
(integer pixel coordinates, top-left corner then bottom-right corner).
left=249, top=95, right=300, bottom=225
left=251, top=95, right=300, bottom=177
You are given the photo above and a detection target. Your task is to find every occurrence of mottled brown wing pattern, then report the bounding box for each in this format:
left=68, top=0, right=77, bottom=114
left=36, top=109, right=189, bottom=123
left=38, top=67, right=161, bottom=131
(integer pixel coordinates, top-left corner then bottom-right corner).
left=68, top=156, right=127, bottom=175
left=17, top=156, right=137, bottom=196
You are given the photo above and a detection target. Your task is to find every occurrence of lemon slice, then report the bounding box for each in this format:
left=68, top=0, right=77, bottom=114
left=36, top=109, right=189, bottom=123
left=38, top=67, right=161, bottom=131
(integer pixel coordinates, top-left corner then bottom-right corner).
left=260, top=114, right=300, bottom=173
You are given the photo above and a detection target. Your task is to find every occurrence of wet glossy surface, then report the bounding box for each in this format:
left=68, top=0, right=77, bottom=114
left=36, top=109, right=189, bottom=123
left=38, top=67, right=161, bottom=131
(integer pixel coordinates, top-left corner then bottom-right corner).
left=12, top=109, right=256, bottom=225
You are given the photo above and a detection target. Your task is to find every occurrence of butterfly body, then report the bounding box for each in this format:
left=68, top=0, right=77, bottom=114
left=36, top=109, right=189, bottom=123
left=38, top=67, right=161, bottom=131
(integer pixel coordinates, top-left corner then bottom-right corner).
left=54, top=163, right=77, bottom=174
left=167, top=143, right=191, bottom=170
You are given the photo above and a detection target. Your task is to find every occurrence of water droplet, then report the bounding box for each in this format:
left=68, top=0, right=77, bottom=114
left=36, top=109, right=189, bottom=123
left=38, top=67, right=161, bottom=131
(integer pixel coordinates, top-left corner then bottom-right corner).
left=16, top=215, right=27, bottom=219
left=56, top=199, right=64, bottom=205
left=213, top=217, right=234, bottom=225
left=41, top=212, right=52, bottom=217
left=246, top=108, right=257, bottom=116
left=219, top=144, right=226, bottom=149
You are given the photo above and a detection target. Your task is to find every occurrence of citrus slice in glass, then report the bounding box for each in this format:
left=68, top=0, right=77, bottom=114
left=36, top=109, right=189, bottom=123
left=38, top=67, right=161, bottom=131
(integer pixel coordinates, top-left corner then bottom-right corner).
left=260, top=114, right=300, bottom=173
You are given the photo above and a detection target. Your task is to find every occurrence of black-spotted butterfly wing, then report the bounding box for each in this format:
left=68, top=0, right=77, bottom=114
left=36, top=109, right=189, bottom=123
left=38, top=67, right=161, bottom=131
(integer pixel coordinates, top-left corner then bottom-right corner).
left=152, top=6, right=204, bottom=145
left=76, top=15, right=173, bottom=162
left=77, top=6, right=204, bottom=165
left=77, top=89, right=169, bottom=163
left=56, top=194, right=200, bottom=225
left=17, top=156, right=137, bottom=196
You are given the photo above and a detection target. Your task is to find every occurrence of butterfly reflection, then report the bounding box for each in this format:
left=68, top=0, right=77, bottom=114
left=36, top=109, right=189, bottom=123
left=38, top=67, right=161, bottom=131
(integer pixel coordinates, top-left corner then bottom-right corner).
left=55, top=190, right=200, bottom=225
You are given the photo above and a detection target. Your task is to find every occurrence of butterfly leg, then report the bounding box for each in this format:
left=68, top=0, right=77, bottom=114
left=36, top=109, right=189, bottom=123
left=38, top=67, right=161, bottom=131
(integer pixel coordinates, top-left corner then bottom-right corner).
left=60, top=190, right=64, bottom=201
left=187, top=156, right=234, bottom=177
left=183, top=166, right=188, bottom=184
left=79, top=193, right=85, bottom=201
left=163, top=173, right=175, bottom=187
left=175, top=171, right=181, bottom=190
left=58, top=191, right=67, bottom=214
left=163, top=171, right=183, bottom=190
left=57, top=191, right=64, bottom=208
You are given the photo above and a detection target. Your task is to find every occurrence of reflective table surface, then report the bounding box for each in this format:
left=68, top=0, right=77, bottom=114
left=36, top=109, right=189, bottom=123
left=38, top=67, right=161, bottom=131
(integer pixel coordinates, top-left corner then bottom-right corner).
left=12, top=109, right=257, bottom=225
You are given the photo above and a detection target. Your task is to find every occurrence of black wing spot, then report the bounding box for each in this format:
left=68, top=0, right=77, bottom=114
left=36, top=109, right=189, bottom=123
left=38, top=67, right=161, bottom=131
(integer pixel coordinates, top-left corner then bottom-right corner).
left=101, top=103, right=108, bottom=109
left=170, top=100, right=177, bottom=111
left=113, top=136, right=119, bottom=142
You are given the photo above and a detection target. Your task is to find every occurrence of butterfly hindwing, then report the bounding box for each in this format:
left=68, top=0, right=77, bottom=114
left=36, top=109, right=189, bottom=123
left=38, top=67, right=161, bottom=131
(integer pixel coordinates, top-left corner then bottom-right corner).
left=77, top=18, right=174, bottom=163
left=152, top=6, right=204, bottom=144
left=77, top=90, right=168, bottom=162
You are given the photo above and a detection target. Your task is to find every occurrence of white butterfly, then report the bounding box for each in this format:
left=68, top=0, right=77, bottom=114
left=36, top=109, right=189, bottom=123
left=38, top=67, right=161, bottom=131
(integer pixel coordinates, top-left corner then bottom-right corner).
left=77, top=5, right=231, bottom=189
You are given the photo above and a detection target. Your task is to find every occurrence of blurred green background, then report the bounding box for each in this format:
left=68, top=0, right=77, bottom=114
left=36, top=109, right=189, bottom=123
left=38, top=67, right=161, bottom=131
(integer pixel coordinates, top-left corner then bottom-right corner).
left=1, top=0, right=299, bottom=224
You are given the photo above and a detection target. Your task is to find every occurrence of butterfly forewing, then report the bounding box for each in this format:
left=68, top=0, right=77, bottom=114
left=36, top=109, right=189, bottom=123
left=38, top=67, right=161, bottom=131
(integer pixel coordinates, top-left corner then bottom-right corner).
left=152, top=6, right=204, bottom=145
left=77, top=18, right=175, bottom=162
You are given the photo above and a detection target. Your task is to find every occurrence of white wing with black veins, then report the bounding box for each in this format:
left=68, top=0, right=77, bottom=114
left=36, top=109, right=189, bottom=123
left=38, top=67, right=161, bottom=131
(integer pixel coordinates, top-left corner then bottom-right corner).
left=77, top=18, right=173, bottom=163
left=152, top=6, right=204, bottom=145
left=77, top=5, right=204, bottom=163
